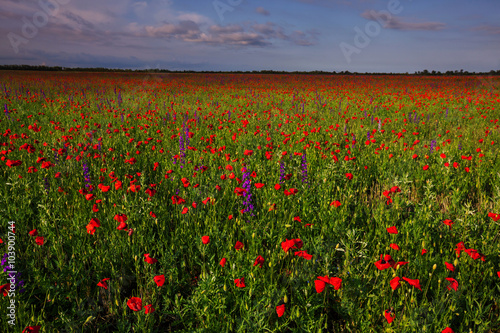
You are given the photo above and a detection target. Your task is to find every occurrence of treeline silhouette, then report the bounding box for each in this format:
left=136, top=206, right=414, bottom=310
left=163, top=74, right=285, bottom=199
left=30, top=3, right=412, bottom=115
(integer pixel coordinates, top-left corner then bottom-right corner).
left=0, top=64, right=499, bottom=75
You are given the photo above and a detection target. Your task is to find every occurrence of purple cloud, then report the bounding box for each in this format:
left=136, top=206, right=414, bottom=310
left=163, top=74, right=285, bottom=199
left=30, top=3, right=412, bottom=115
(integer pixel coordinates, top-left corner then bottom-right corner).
left=471, top=25, right=500, bottom=35
left=361, top=10, right=446, bottom=31
left=256, top=7, right=270, bottom=16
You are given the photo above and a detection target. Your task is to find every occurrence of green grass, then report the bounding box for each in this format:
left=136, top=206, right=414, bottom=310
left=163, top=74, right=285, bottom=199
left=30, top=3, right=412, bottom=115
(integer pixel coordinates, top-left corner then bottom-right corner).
left=0, top=72, right=499, bottom=332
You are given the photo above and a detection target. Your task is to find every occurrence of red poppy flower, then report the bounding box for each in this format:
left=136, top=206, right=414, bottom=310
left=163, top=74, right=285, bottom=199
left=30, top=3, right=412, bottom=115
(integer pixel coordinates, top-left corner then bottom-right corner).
left=150, top=211, right=156, bottom=218
left=446, top=278, right=458, bottom=291
left=396, top=261, right=409, bottom=267
left=154, top=275, right=165, bottom=287
left=202, top=236, right=210, bottom=244
left=254, top=183, right=264, bottom=188
left=276, top=304, right=285, bottom=317
left=234, top=277, right=245, bottom=288
left=329, top=277, right=342, bottom=290
left=98, top=184, right=110, bottom=192
left=421, top=249, right=428, bottom=255
left=294, top=250, right=313, bottom=260
left=440, top=153, right=446, bottom=158
left=330, top=200, right=341, bottom=207
left=144, top=253, right=158, bottom=264
left=375, top=254, right=395, bottom=270
left=114, top=181, right=122, bottom=190
left=172, top=195, right=186, bottom=205
left=464, top=248, right=484, bottom=261
left=0, top=283, right=10, bottom=296
left=455, top=242, right=465, bottom=257
left=234, top=187, right=247, bottom=196
left=445, top=262, right=455, bottom=272
left=387, top=226, right=398, bottom=234
left=97, top=278, right=110, bottom=289
left=145, top=304, right=155, bottom=314
left=86, top=217, right=101, bottom=235
left=274, top=184, right=281, bottom=190
left=116, top=222, right=128, bottom=230
left=127, top=297, right=143, bottom=311
left=423, top=165, right=429, bottom=170
left=442, top=219, right=453, bottom=230
left=442, top=328, right=454, bottom=333
left=85, top=194, right=94, bottom=201
left=235, top=241, right=244, bottom=250
left=284, top=188, right=298, bottom=196
left=390, top=186, right=401, bottom=193
left=402, top=277, right=422, bottom=290
left=390, top=243, right=400, bottom=251
left=29, top=229, right=38, bottom=237
left=253, top=255, right=265, bottom=268
left=345, top=173, right=353, bottom=180
left=22, top=326, right=41, bottom=333
left=314, top=279, right=326, bottom=293
left=145, top=188, right=157, bottom=197
left=281, top=239, right=297, bottom=252
left=384, top=309, right=395, bottom=324
left=6, top=159, right=22, bottom=167
left=390, top=277, right=401, bottom=290
left=181, top=207, right=189, bottom=214
left=219, top=258, right=227, bottom=267
left=293, top=216, right=301, bottom=222
left=488, top=212, right=500, bottom=222
left=292, top=238, right=303, bottom=249
left=114, top=214, right=128, bottom=223
left=35, top=236, right=44, bottom=246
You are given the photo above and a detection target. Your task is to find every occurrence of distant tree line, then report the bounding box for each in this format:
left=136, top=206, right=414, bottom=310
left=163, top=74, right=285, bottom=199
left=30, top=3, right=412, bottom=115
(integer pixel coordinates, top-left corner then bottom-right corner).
left=0, top=64, right=499, bottom=75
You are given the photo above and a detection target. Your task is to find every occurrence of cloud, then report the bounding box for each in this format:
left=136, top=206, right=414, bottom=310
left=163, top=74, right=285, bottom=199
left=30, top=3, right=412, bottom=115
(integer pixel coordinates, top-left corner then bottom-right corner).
left=361, top=10, right=446, bottom=31
left=256, top=7, right=270, bottom=16
left=251, top=22, right=317, bottom=46
left=144, top=20, right=201, bottom=40
left=137, top=20, right=317, bottom=47
left=471, top=25, right=500, bottom=35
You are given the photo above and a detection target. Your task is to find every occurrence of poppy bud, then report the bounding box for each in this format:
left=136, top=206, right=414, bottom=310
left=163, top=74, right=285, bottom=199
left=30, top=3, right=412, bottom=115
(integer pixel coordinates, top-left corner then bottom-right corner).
left=128, top=228, right=134, bottom=236
left=432, top=264, right=437, bottom=270
left=284, top=295, right=288, bottom=303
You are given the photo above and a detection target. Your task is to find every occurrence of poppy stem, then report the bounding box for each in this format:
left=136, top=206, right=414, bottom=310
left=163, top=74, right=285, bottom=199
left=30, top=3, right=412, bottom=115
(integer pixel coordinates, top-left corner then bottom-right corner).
left=422, top=271, right=434, bottom=301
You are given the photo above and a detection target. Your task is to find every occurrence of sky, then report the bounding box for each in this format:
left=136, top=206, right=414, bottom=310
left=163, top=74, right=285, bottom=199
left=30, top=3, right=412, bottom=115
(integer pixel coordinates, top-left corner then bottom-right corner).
left=1, top=0, right=499, bottom=73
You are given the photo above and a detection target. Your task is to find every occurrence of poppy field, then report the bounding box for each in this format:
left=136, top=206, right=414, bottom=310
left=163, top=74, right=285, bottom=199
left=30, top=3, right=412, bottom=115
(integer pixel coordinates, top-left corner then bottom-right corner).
left=1, top=71, right=500, bottom=332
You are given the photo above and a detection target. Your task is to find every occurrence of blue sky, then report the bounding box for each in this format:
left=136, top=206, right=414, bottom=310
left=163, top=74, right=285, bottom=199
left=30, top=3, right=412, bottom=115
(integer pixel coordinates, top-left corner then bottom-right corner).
left=1, top=0, right=499, bottom=72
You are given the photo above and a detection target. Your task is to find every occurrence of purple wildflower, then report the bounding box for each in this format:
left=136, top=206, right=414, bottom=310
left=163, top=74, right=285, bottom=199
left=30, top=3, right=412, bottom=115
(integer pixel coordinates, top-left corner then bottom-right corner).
left=82, top=161, right=92, bottom=191
left=241, top=168, right=254, bottom=216
left=430, top=140, right=437, bottom=154
left=279, top=160, right=285, bottom=184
